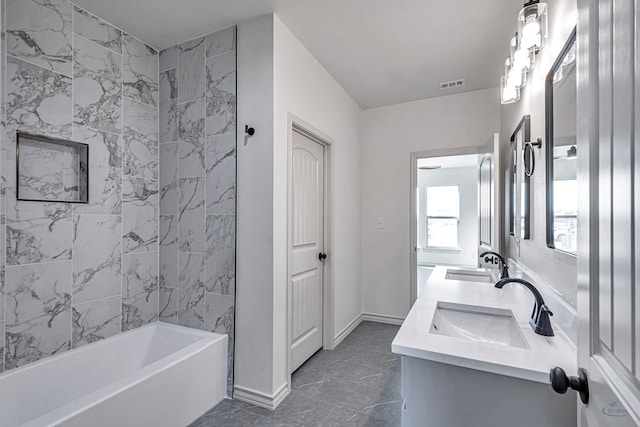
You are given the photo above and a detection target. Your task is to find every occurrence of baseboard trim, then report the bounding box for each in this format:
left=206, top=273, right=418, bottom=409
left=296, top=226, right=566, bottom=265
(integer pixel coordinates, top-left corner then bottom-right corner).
left=233, top=382, right=289, bottom=410
left=332, top=312, right=405, bottom=348
left=333, top=314, right=364, bottom=347
left=361, top=312, right=405, bottom=326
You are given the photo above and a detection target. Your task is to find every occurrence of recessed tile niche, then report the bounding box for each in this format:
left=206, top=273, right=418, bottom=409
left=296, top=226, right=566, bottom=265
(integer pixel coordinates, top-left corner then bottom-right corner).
left=17, top=132, right=89, bottom=203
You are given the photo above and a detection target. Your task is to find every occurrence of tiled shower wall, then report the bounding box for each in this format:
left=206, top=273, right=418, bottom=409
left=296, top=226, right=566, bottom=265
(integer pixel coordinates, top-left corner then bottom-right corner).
left=158, top=27, right=237, bottom=392
left=0, top=0, right=159, bottom=371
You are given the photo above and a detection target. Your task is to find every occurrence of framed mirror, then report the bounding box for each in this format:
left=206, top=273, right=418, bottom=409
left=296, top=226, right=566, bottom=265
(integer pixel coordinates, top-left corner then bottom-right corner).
left=545, top=28, right=577, bottom=254
left=510, top=115, right=531, bottom=240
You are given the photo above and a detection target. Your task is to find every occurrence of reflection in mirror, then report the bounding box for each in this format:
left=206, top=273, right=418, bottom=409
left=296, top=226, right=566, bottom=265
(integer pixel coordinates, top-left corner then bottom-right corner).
left=510, top=115, right=530, bottom=240
left=510, top=141, right=516, bottom=235
left=546, top=28, right=577, bottom=254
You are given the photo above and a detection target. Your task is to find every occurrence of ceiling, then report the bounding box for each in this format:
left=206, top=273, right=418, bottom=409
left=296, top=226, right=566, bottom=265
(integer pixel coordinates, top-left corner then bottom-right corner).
left=72, top=0, right=522, bottom=108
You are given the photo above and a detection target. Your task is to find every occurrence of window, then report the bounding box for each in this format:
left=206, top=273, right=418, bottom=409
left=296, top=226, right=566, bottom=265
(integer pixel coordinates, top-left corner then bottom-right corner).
left=553, top=179, right=577, bottom=253
left=426, top=186, right=460, bottom=248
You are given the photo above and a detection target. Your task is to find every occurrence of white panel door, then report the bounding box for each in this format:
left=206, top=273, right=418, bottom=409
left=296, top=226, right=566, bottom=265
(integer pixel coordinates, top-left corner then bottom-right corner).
left=290, top=130, right=324, bottom=372
left=576, top=0, right=640, bottom=424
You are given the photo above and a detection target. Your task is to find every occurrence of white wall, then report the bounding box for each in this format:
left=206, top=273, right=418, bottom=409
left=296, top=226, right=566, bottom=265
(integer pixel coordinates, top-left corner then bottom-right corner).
left=273, top=13, right=362, bottom=382
left=235, top=14, right=276, bottom=399
left=235, top=13, right=362, bottom=404
left=361, top=89, right=501, bottom=320
left=500, top=0, right=578, bottom=306
left=417, top=166, right=478, bottom=267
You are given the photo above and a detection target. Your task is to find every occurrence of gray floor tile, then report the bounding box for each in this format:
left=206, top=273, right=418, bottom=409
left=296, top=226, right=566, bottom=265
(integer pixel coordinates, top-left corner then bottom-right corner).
left=251, top=415, right=300, bottom=427
left=245, top=392, right=331, bottom=424
left=313, top=376, right=379, bottom=412
left=290, top=369, right=329, bottom=398
left=190, top=407, right=261, bottom=427
left=334, top=412, right=395, bottom=427
left=366, top=350, right=400, bottom=370
left=316, top=404, right=363, bottom=425
left=192, top=321, right=401, bottom=427
left=362, top=398, right=403, bottom=423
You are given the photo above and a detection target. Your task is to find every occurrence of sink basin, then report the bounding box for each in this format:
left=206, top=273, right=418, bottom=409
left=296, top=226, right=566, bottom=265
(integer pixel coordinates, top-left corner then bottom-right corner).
left=444, top=268, right=493, bottom=283
left=429, top=302, right=529, bottom=349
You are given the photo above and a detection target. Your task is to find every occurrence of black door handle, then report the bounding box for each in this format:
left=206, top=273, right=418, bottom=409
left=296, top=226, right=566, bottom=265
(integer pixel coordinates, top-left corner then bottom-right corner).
left=319, top=252, right=327, bottom=260
left=550, top=367, right=589, bottom=404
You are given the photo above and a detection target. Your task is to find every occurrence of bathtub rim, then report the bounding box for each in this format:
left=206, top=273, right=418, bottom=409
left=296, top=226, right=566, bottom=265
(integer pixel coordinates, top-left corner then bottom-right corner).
left=0, top=321, right=221, bottom=381
left=2, top=322, right=227, bottom=427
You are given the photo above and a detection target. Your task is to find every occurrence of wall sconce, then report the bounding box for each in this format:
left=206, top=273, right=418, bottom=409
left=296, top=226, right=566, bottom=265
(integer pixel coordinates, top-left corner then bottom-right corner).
left=500, top=0, right=548, bottom=104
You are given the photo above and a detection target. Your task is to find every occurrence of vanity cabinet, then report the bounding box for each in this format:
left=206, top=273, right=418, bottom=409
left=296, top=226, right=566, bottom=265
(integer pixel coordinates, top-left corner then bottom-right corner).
left=400, top=356, right=575, bottom=427
left=393, top=266, right=578, bottom=427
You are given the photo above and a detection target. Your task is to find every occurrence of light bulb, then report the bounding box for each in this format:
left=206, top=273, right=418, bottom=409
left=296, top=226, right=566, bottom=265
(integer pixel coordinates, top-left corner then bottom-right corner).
left=503, top=85, right=516, bottom=101
left=517, top=3, right=547, bottom=51
left=562, top=46, right=576, bottom=66
left=521, top=15, right=541, bottom=49
left=508, top=67, right=524, bottom=88
left=501, top=75, right=519, bottom=103
left=501, top=75, right=520, bottom=104
left=553, top=66, right=564, bottom=84
left=512, top=48, right=530, bottom=71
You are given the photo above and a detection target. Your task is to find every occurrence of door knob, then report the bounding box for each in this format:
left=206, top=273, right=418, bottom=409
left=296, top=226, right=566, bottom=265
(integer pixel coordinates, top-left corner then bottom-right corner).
left=318, top=252, right=327, bottom=260
left=550, top=367, right=589, bottom=404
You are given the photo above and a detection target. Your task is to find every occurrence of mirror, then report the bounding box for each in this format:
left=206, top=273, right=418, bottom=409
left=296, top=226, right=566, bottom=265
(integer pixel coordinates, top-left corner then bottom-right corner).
left=510, top=115, right=531, bottom=240
left=545, top=28, right=577, bottom=254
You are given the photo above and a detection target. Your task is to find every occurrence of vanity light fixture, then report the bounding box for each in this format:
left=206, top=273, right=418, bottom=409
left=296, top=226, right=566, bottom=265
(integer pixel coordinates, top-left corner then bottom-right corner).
left=500, top=0, right=548, bottom=104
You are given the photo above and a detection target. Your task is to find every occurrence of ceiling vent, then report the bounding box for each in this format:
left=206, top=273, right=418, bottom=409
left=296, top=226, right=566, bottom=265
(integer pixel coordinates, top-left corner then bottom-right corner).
left=440, top=79, right=466, bottom=90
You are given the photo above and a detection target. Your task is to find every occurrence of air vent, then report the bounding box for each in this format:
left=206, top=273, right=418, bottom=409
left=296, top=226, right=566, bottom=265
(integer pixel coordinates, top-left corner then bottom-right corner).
left=440, top=79, right=466, bottom=90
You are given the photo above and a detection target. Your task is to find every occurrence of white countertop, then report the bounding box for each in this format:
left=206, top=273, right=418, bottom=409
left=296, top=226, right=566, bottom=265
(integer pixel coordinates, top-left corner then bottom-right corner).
left=392, top=266, right=577, bottom=384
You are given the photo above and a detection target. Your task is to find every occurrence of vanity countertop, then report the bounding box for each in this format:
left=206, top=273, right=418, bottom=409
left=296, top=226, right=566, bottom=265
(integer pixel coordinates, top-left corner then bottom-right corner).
left=391, top=266, right=577, bottom=384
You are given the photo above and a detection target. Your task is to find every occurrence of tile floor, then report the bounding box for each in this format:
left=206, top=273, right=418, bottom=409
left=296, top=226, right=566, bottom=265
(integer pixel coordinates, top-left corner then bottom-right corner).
left=191, top=321, right=402, bottom=426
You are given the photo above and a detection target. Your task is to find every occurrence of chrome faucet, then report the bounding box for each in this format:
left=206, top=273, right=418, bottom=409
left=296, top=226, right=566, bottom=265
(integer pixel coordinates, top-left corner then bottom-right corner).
left=479, top=251, right=509, bottom=279
left=495, top=278, right=554, bottom=337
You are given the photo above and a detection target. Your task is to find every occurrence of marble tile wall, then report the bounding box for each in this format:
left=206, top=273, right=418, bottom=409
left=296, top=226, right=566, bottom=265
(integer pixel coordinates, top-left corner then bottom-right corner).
left=0, top=0, right=159, bottom=371
left=159, top=26, right=236, bottom=393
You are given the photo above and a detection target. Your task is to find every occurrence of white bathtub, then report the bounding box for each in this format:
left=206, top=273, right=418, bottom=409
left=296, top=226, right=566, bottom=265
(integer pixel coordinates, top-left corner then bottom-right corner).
left=0, top=322, right=228, bottom=427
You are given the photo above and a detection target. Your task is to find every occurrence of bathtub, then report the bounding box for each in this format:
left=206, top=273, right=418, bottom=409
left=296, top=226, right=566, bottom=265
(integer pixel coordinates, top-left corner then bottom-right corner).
left=0, top=322, right=228, bottom=427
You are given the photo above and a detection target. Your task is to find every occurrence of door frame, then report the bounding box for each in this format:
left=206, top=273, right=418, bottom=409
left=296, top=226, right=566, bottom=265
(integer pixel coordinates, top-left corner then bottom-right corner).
left=409, top=146, right=489, bottom=305
left=576, top=0, right=597, bottom=423
left=286, top=113, right=334, bottom=386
